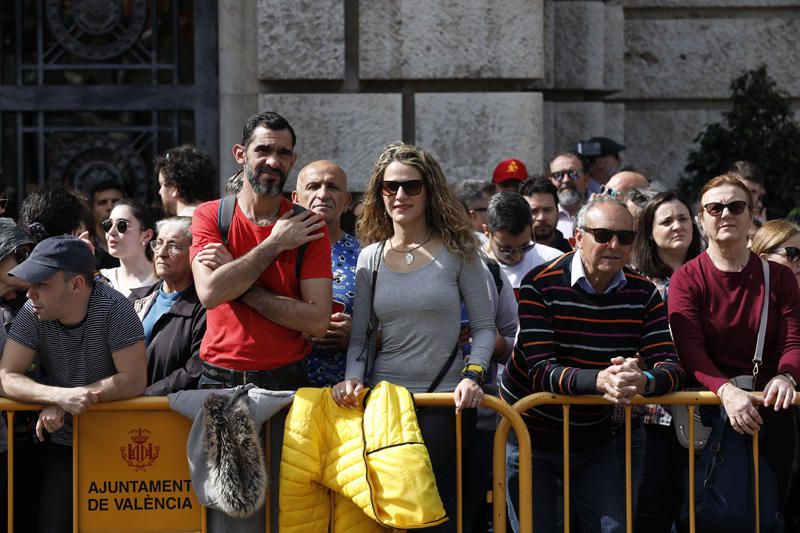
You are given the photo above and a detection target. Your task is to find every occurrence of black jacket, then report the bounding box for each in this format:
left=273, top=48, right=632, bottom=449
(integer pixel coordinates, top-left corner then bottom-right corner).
left=129, top=281, right=206, bottom=395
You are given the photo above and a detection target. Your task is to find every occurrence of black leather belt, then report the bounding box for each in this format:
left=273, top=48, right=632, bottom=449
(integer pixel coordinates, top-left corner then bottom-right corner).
left=201, top=360, right=309, bottom=390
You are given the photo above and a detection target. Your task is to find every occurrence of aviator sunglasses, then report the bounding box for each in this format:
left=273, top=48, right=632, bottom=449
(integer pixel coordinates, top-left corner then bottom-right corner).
left=549, top=169, right=582, bottom=182
left=101, top=218, right=135, bottom=234
left=381, top=179, right=424, bottom=197
left=495, top=241, right=536, bottom=257
left=765, top=246, right=800, bottom=263
left=702, top=200, right=749, bottom=217
left=581, top=227, right=637, bottom=245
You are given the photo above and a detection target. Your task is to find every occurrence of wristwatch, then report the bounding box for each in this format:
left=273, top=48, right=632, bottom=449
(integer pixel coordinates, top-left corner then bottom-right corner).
left=643, top=371, right=656, bottom=396
left=781, top=372, right=797, bottom=389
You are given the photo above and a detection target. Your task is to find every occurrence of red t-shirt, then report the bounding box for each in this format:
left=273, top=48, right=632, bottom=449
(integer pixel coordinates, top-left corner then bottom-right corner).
left=668, top=251, right=800, bottom=394
left=190, top=197, right=332, bottom=370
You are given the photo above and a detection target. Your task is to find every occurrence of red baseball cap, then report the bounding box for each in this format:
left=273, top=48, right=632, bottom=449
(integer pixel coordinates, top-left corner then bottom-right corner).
left=492, top=158, right=528, bottom=185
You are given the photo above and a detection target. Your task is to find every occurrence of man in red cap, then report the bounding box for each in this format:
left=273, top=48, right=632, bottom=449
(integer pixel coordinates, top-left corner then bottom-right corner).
left=492, top=158, right=528, bottom=193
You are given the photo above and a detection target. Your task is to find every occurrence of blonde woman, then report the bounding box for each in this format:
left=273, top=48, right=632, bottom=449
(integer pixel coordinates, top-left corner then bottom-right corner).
left=751, top=219, right=800, bottom=288
left=332, top=142, right=495, bottom=530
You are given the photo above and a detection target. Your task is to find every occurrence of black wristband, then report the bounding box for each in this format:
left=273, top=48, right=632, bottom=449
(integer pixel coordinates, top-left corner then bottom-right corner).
left=461, top=370, right=484, bottom=385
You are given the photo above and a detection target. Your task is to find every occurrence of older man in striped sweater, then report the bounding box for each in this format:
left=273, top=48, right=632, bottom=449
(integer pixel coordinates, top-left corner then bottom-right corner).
left=501, top=195, right=684, bottom=533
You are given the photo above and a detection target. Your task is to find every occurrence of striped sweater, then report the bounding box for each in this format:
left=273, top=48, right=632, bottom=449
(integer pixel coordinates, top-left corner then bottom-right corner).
left=501, top=252, right=684, bottom=447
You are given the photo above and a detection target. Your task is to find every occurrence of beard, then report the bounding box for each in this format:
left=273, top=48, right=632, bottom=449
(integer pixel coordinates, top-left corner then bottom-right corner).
left=533, top=223, right=555, bottom=241
left=245, top=164, right=287, bottom=196
left=558, top=188, right=582, bottom=208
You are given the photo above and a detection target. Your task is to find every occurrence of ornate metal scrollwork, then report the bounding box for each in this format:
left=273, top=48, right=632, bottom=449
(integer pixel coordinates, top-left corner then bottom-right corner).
left=50, top=138, right=149, bottom=199
left=45, top=0, right=147, bottom=60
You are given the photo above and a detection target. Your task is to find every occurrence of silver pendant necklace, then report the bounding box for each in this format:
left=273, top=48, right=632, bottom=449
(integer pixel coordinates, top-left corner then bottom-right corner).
left=389, top=231, right=432, bottom=265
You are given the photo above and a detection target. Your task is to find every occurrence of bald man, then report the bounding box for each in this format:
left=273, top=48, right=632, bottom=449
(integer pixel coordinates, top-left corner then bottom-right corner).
left=605, top=170, right=649, bottom=196
left=292, top=161, right=361, bottom=386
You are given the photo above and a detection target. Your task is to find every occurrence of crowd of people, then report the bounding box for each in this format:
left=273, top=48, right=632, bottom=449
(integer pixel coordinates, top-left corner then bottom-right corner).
left=0, top=111, right=798, bottom=533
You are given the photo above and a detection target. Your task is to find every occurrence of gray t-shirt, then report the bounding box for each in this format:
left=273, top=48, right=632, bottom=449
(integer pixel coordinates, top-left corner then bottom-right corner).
left=346, top=242, right=496, bottom=392
left=9, top=282, right=144, bottom=445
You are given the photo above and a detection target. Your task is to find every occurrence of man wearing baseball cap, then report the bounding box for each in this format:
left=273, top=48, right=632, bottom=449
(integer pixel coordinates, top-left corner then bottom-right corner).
left=576, top=136, right=625, bottom=194
left=492, top=158, right=528, bottom=193
left=0, top=235, right=146, bottom=533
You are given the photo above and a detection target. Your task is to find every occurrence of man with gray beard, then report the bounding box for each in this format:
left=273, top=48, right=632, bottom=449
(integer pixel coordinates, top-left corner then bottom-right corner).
left=548, top=151, right=590, bottom=238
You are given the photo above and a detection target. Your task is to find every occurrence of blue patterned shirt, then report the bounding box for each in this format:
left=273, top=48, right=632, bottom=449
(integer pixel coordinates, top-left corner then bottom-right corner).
left=305, top=233, right=361, bottom=387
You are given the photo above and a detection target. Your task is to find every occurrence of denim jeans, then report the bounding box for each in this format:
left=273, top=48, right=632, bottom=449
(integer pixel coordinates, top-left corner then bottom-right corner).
left=506, top=433, right=626, bottom=533
left=614, top=422, right=645, bottom=513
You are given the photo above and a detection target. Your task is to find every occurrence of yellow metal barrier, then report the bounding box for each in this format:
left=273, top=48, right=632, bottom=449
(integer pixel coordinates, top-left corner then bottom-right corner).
left=501, top=391, right=786, bottom=533
left=0, top=393, right=531, bottom=533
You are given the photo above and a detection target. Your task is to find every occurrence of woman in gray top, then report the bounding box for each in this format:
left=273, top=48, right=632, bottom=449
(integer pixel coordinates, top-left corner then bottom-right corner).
left=332, top=142, right=496, bottom=530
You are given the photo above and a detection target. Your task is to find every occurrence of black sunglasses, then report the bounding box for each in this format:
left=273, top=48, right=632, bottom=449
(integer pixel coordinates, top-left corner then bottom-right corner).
left=549, top=169, right=581, bottom=182
left=581, top=227, right=637, bottom=245
left=496, top=242, right=535, bottom=257
left=765, top=246, right=800, bottom=263
left=703, top=200, right=748, bottom=217
left=101, top=218, right=133, bottom=234
left=381, top=180, right=424, bottom=196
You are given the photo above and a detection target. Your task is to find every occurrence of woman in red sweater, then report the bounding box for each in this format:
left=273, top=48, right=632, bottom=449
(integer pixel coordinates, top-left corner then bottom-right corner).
left=668, top=174, right=800, bottom=528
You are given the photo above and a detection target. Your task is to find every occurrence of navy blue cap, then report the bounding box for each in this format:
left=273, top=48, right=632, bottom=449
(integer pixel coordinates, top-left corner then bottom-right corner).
left=9, top=235, right=95, bottom=283
left=576, top=137, right=626, bottom=157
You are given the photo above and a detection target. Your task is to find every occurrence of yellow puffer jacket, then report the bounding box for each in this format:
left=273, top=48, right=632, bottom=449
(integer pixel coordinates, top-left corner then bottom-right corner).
left=280, top=381, right=447, bottom=531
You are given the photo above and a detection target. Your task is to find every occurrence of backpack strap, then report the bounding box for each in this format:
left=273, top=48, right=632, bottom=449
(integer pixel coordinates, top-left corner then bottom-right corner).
left=216, top=195, right=236, bottom=247
left=483, top=257, right=504, bottom=295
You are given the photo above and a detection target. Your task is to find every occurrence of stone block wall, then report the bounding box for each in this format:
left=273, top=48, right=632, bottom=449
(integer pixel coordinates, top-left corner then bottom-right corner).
left=219, top=0, right=546, bottom=191
left=218, top=0, right=799, bottom=191
left=619, top=1, right=800, bottom=184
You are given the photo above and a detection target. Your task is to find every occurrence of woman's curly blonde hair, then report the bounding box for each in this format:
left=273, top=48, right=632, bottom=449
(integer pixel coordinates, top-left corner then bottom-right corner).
left=356, top=142, right=479, bottom=258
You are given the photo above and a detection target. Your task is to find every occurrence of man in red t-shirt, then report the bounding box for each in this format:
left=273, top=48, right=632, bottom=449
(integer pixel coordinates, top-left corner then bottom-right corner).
left=190, top=111, right=333, bottom=390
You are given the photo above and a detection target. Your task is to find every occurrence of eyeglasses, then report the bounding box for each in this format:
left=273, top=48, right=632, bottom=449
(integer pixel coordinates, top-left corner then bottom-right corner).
left=765, top=246, right=800, bottom=263
left=581, top=227, right=637, bottom=245
left=381, top=180, right=424, bottom=197
left=495, top=241, right=536, bottom=257
left=549, top=169, right=582, bottom=182
left=0, top=198, right=8, bottom=209
left=702, top=200, right=749, bottom=217
left=101, top=218, right=137, bottom=234
left=150, top=240, right=187, bottom=256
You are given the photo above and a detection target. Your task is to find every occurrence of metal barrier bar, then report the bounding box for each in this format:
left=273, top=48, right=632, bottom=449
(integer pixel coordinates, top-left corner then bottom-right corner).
left=5, top=412, right=12, bottom=533
left=754, top=431, right=760, bottom=533
left=508, top=391, right=788, bottom=533
left=455, top=412, right=463, bottom=533
left=562, top=405, right=570, bottom=533
left=625, top=406, right=632, bottom=533
left=688, top=404, right=696, bottom=533
left=0, top=394, right=531, bottom=533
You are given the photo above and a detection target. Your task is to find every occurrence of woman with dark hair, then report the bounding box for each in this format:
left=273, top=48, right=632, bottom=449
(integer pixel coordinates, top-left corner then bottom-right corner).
left=332, top=142, right=495, bottom=530
left=630, top=190, right=703, bottom=531
left=99, top=199, right=157, bottom=295
left=669, top=174, right=800, bottom=531
left=632, top=190, right=703, bottom=298
left=19, top=185, right=84, bottom=243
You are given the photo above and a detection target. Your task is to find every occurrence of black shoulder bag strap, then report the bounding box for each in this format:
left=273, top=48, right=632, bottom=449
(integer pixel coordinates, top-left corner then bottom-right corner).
left=427, top=345, right=460, bottom=393
left=217, top=196, right=307, bottom=279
